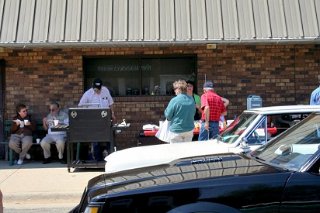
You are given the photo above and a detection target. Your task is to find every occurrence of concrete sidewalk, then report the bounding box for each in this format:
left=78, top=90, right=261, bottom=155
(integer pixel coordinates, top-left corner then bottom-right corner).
left=0, top=160, right=104, bottom=212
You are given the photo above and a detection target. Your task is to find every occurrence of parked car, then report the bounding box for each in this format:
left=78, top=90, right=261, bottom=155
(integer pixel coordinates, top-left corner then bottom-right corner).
left=72, top=111, right=320, bottom=213
left=105, top=105, right=320, bottom=174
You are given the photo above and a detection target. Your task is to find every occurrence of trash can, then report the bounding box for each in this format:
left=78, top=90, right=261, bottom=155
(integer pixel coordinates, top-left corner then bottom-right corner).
left=247, top=95, right=262, bottom=109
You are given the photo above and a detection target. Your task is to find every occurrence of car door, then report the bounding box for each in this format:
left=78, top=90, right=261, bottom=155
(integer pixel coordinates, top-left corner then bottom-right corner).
left=279, top=158, right=320, bottom=213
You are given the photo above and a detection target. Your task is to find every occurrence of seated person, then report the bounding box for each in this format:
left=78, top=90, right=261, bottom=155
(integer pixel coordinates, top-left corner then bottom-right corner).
left=40, top=102, right=69, bottom=164
left=9, top=103, right=36, bottom=165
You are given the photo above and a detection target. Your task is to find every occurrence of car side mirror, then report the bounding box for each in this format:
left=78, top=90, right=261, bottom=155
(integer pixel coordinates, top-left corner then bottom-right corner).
left=274, top=144, right=292, bottom=155
left=240, top=137, right=248, bottom=148
left=238, top=137, right=252, bottom=154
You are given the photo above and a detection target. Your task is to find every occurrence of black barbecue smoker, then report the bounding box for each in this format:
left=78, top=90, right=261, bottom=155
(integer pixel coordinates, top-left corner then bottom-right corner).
left=67, top=108, right=114, bottom=172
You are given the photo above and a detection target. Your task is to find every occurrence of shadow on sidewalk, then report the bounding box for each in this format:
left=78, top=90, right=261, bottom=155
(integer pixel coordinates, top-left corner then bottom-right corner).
left=0, top=160, right=104, bottom=173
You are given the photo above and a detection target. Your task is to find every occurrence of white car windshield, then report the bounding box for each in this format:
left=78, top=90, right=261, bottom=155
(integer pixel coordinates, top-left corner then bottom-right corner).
left=219, top=113, right=258, bottom=144
left=251, top=113, right=320, bottom=171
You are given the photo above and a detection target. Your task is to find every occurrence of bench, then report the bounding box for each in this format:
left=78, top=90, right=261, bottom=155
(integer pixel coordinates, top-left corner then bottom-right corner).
left=0, top=121, right=12, bottom=162
left=1, top=120, right=46, bottom=165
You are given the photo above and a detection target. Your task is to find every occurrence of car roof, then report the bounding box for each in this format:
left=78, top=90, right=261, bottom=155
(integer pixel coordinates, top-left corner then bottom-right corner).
left=244, top=105, right=320, bottom=115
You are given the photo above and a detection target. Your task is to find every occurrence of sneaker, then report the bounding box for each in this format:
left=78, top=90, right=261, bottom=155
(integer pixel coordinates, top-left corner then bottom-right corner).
left=17, top=159, right=23, bottom=165
left=42, top=157, right=51, bottom=164
left=58, top=153, right=63, bottom=160
left=25, top=153, right=31, bottom=160
left=59, top=159, right=66, bottom=164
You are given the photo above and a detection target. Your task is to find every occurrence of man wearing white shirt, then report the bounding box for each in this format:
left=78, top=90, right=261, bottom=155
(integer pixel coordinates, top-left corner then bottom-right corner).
left=78, top=78, right=116, bottom=161
left=41, top=102, right=69, bottom=164
left=78, top=78, right=115, bottom=117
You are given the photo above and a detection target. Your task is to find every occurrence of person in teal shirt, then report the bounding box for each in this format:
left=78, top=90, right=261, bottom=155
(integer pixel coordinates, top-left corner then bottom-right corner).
left=164, top=80, right=196, bottom=143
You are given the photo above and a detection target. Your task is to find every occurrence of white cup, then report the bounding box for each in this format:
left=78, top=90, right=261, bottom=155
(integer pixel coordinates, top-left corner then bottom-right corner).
left=36, top=138, right=41, bottom=144
left=53, top=119, right=59, bottom=126
left=19, top=120, right=24, bottom=128
left=24, top=119, right=29, bottom=125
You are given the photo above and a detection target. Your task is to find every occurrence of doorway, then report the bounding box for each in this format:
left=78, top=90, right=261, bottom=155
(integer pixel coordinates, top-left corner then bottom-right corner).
left=0, top=60, right=5, bottom=159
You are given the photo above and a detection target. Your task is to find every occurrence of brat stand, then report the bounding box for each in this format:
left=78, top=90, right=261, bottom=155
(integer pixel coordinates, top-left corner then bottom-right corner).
left=52, top=108, right=130, bottom=172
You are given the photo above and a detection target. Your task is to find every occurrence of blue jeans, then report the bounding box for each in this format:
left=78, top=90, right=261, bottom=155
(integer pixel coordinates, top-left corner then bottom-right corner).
left=198, top=121, right=219, bottom=141
left=93, top=142, right=103, bottom=161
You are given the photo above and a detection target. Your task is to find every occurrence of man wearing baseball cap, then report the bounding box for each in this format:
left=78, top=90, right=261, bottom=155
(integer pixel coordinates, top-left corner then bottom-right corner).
left=199, top=80, right=226, bottom=140
left=78, top=78, right=115, bottom=117
left=78, top=78, right=115, bottom=161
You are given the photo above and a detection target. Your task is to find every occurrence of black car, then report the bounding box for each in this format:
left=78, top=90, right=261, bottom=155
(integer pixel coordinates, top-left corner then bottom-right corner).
left=71, top=112, right=320, bottom=213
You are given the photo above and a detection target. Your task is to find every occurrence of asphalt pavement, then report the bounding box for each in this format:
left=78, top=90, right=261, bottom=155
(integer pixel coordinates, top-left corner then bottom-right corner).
left=0, top=160, right=104, bottom=213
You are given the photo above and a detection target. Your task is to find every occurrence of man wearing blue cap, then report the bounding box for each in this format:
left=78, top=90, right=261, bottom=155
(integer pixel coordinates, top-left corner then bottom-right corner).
left=199, top=81, right=227, bottom=140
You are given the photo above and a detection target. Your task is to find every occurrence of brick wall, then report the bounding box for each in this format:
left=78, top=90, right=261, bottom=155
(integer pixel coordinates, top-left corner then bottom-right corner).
left=0, top=44, right=319, bottom=150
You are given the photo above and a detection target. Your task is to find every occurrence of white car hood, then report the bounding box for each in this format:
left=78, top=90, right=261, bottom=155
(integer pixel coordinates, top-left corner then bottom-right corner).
left=105, top=140, right=246, bottom=174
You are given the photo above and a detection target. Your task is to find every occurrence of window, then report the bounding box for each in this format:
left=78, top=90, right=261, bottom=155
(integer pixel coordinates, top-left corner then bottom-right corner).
left=84, top=56, right=196, bottom=96
left=246, top=113, right=312, bottom=146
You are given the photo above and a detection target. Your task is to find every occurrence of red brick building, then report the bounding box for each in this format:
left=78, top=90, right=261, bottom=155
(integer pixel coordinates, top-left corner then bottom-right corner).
left=0, top=0, right=319, bottom=150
